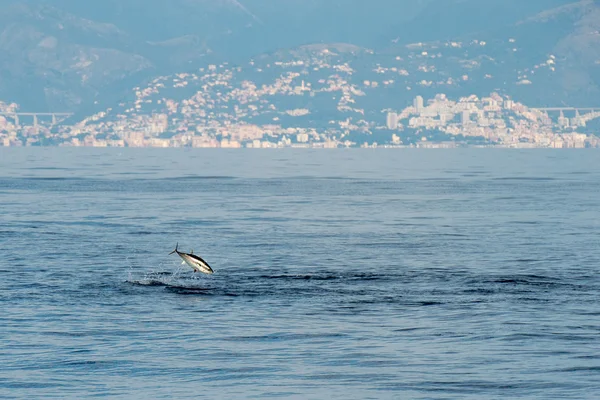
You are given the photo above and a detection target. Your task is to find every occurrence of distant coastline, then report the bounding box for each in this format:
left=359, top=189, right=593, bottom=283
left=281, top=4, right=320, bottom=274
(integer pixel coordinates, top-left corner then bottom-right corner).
left=1, top=143, right=597, bottom=149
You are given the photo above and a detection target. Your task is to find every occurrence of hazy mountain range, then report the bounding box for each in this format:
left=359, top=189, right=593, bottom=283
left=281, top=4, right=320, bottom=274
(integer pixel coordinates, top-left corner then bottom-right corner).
left=0, top=0, right=598, bottom=113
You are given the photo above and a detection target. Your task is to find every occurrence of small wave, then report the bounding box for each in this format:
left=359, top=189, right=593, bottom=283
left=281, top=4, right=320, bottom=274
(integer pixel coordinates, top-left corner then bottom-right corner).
left=24, top=176, right=83, bottom=181
left=256, top=271, right=386, bottom=282
left=493, top=275, right=560, bottom=286
left=224, top=332, right=347, bottom=342
left=462, top=288, right=497, bottom=295
left=417, top=300, right=444, bottom=306
left=493, top=177, right=559, bottom=181
left=259, top=274, right=341, bottom=281
left=25, top=167, right=70, bottom=170
left=175, top=175, right=237, bottom=180
left=164, top=285, right=214, bottom=294
left=555, top=366, right=600, bottom=373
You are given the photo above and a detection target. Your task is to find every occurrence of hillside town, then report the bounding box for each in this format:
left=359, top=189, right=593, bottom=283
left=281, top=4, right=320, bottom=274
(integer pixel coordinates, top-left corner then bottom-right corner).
left=386, top=94, right=600, bottom=148
left=3, top=90, right=600, bottom=148
left=2, top=89, right=600, bottom=148
left=2, top=39, right=600, bottom=148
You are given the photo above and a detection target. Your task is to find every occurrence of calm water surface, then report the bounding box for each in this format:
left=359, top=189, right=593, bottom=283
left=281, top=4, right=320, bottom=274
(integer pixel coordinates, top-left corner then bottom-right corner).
left=1, top=149, right=599, bottom=399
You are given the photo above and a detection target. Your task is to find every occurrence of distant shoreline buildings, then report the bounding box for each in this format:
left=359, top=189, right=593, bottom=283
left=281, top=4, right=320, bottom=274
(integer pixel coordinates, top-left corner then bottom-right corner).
left=2, top=93, right=600, bottom=148
left=385, top=93, right=600, bottom=149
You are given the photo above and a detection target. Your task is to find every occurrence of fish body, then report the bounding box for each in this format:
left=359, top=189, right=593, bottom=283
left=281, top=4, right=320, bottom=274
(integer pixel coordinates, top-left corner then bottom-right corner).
left=169, top=243, right=214, bottom=274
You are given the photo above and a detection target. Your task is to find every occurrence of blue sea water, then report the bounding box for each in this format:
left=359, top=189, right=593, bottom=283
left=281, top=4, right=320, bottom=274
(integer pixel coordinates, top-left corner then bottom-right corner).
left=1, top=148, right=599, bottom=399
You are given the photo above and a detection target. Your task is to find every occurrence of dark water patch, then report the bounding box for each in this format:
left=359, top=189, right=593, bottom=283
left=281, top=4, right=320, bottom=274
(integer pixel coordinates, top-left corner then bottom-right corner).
left=460, top=274, right=594, bottom=295
left=405, top=380, right=557, bottom=393
left=566, top=171, right=591, bottom=175
left=78, top=282, right=122, bottom=291
left=346, top=272, right=388, bottom=281
left=24, top=167, right=71, bottom=171
left=493, top=177, right=560, bottom=181
left=256, top=271, right=388, bottom=282
left=502, top=333, right=597, bottom=343
left=41, top=330, right=91, bottom=338
left=19, top=176, right=85, bottom=181
left=165, top=285, right=237, bottom=296
left=491, top=276, right=568, bottom=288
left=384, top=222, right=429, bottom=227
left=416, top=300, right=444, bottom=306
left=461, top=288, right=498, bottom=295
left=509, top=220, right=541, bottom=225
left=301, top=372, right=392, bottom=384
left=494, top=196, right=521, bottom=200
left=224, top=332, right=347, bottom=342
left=343, top=295, right=448, bottom=307
left=239, top=216, right=294, bottom=223
left=259, top=274, right=342, bottom=281
left=347, top=178, right=386, bottom=185
left=127, top=273, right=381, bottom=298
left=165, top=285, right=212, bottom=293
left=353, top=241, right=429, bottom=249
left=15, top=220, right=129, bottom=229
left=554, top=366, right=600, bottom=373
left=287, top=175, right=353, bottom=181
left=234, top=241, right=289, bottom=249
left=166, top=219, right=227, bottom=227
left=115, top=171, right=152, bottom=176
left=147, top=271, right=174, bottom=276
left=515, top=297, right=552, bottom=303
left=54, top=359, right=136, bottom=372
left=393, top=327, right=423, bottom=332
left=574, top=311, right=600, bottom=316
left=405, top=177, right=459, bottom=182
left=174, top=175, right=237, bottom=180
left=434, top=233, right=470, bottom=238
left=501, top=333, right=554, bottom=341
left=0, top=380, right=69, bottom=389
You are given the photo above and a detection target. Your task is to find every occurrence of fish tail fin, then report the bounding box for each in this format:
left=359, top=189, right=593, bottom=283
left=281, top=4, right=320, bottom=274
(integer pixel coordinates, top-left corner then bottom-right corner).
left=169, top=242, right=179, bottom=255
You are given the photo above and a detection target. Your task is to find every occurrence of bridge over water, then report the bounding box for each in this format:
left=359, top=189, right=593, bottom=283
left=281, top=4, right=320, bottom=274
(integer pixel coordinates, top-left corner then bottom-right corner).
left=531, top=107, right=600, bottom=114
left=0, top=112, right=74, bottom=127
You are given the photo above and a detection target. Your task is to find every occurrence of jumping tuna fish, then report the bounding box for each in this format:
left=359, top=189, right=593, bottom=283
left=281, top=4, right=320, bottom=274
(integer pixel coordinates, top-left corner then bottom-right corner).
left=169, top=243, right=214, bottom=274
